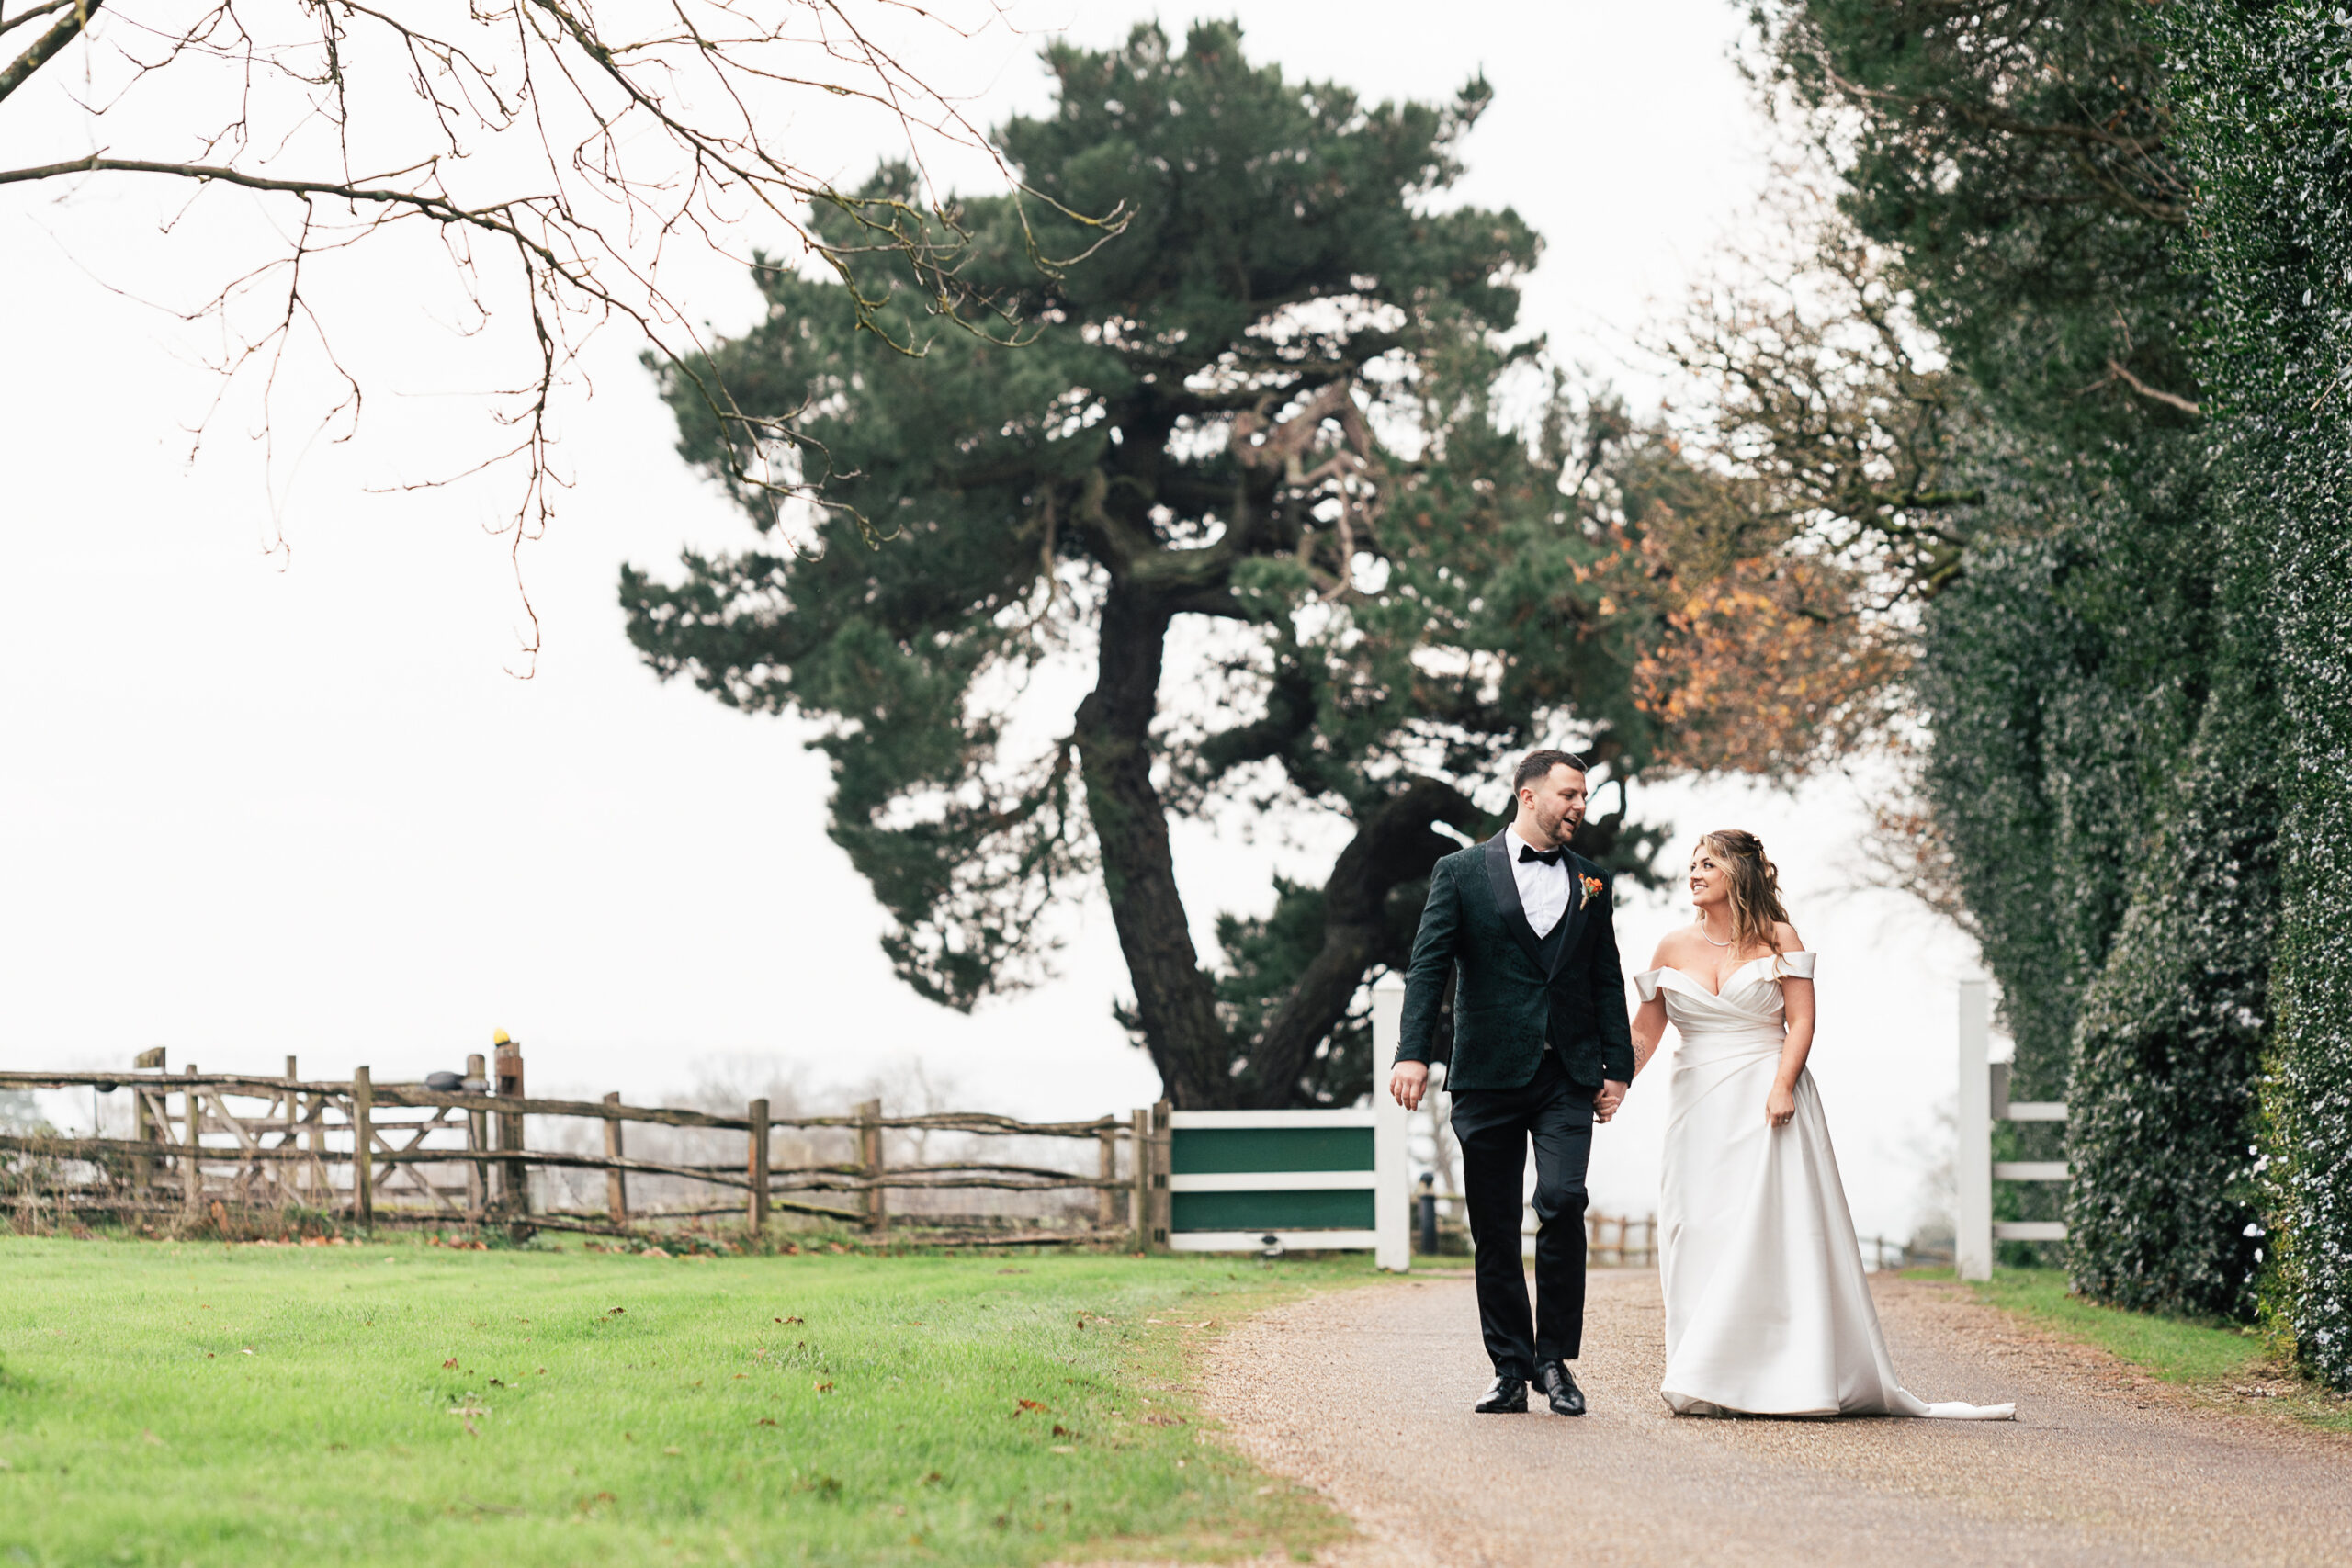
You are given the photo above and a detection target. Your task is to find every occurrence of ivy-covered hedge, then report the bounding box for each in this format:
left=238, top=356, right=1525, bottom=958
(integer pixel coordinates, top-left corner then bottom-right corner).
left=1916, top=455, right=2218, bottom=1107
left=1759, top=0, right=2343, bottom=1354
left=2165, top=2, right=2352, bottom=1385
left=1914, top=433, right=2258, bottom=1275
left=1758, top=0, right=2286, bottom=1300
left=2064, top=668, right=2276, bottom=1319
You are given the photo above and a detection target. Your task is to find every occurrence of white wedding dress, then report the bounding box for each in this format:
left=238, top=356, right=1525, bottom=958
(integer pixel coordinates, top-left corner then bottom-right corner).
left=1637, top=952, right=2014, bottom=1419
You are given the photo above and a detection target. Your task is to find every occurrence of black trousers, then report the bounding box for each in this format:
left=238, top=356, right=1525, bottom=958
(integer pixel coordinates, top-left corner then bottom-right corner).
left=1449, top=1050, right=1595, bottom=1379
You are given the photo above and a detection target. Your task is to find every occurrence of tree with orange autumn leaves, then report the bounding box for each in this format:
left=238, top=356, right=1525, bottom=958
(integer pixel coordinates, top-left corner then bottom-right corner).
left=1589, top=199, right=1975, bottom=784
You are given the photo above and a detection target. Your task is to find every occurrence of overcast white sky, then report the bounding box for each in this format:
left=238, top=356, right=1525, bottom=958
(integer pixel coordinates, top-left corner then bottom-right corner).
left=1, top=1, right=1981, bottom=1238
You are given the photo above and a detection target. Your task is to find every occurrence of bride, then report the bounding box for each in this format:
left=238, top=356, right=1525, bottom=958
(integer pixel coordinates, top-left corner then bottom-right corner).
left=1628, top=829, right=2014, bottom=1420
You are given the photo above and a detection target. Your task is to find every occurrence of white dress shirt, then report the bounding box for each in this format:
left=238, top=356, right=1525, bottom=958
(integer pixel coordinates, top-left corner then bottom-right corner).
left=1507, top=823, right=1572, bottom=939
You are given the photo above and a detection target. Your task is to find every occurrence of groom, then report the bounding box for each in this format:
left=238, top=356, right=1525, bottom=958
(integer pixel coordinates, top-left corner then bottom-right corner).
left=1389, top=750, right=1634, bottom=1416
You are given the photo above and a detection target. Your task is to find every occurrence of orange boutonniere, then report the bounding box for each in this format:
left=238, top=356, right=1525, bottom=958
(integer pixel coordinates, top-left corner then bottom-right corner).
left=1579, top=873, right=1604, bottom=908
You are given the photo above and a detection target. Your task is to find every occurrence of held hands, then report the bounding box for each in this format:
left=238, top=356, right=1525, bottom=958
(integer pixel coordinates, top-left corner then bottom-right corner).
left=1765, top=1082, right=1796, bottom=1129
left=1394, top=1064, right=1634, bottom=1120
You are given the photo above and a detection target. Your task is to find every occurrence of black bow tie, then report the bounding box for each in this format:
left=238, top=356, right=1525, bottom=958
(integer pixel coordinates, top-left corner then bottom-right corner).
left=1518, top=843, right=1566, bottom=867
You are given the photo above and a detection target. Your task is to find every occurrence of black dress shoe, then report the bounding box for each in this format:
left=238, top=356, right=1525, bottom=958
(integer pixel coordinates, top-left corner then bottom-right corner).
left=1536, top=1362, right=1588, bottom=1416
left=1473, top=1376, right=1528, bottom=1414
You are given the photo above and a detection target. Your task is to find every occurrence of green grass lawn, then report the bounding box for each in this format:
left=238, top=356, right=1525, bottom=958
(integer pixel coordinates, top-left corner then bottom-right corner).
left=1948, top=1266, right=2352, bottom=1433
left=0, top=1236, right=1370, bottom=1567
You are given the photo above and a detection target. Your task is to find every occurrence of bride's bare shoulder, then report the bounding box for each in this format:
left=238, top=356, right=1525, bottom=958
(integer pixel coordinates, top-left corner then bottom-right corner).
left=1649, top=925, right=1702, bottom=970
left=1773, top=921, right=1807, bottom=958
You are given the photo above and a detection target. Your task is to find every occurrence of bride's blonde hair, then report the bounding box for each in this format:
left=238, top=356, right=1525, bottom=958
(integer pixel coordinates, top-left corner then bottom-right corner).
left=1698, top=829, right=1790, bottom=957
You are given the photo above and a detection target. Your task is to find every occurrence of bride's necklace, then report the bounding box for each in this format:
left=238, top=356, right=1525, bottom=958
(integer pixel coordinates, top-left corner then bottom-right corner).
left=1697, top=919, right=1734, bottom=948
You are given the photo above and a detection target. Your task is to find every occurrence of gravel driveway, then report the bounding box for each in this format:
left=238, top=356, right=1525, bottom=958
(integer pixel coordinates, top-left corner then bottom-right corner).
left=1200, top=1269, right=2352, bottom=1567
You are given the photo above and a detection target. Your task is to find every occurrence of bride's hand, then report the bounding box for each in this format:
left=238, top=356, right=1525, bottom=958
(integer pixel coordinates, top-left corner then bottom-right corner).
left=1764, top=1084, right=1796, bottom=1129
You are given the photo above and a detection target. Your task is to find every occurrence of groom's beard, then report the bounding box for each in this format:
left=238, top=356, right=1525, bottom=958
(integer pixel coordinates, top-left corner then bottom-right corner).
left=1521, top=807, right=1582, bottom=848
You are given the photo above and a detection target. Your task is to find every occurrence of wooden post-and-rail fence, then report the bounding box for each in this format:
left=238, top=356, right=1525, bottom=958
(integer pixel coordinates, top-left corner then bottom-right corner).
left=0, top=1055, right=1159, bottom=1247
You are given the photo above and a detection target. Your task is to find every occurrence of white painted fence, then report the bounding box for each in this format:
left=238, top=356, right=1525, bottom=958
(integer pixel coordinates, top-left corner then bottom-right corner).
left=1956, top=977, right=2069, bottom=1280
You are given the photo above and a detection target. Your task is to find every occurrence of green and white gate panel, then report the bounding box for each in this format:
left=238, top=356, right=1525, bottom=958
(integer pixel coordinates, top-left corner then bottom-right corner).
left=1163, top=980, right=1410, bottom=1270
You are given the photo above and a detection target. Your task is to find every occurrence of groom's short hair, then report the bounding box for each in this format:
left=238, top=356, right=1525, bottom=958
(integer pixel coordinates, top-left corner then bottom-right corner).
left=1512, top=748, right=1587, bottom=795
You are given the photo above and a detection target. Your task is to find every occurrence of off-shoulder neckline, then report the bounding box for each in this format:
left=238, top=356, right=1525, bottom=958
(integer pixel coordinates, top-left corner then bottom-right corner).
left=1645, top=951, right=1815, bottom=998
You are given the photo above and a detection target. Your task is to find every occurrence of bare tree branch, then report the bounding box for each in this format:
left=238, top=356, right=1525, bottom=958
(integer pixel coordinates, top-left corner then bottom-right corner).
left=1, top=1, right=82, bottom=42
left=2085, top=355, right=2202, bottom=417
left=0, top=0, right=101, bottom=101
left=3, top=0, right=1126, bottom=670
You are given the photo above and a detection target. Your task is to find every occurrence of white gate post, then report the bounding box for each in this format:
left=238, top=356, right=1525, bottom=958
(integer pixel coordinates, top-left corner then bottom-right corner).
left=1372, top=976, right=1410, bottom=1272
left=1956, top=978, right=1993, bottom=1281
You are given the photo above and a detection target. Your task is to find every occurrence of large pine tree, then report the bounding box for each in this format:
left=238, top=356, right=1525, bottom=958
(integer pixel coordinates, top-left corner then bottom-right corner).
left=620, top=23, right=1661, bottom=1108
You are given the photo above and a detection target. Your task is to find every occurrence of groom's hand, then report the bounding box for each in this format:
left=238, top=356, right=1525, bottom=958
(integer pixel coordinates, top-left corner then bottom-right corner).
left=1593, top=1079, right=1629, bottom=1122
left=1389, top=1060, right=1430, bottom=1111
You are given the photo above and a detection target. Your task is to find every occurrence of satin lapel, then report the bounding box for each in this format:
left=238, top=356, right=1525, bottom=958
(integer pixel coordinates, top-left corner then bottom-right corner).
left=1483, top=833, right=1547, bottom=972
left=1548, top=852, right=1594, bottom=981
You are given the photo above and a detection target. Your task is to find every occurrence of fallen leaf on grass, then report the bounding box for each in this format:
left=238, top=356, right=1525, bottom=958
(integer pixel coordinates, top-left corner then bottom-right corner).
left=775, top=1315, right=803, bottom=1325
left=141, top=1430, right=164, bottom=1447
left=662, top=1447, right=682, bottom=1457
left=755, top=1418, right=776, bottom=1427
left=731, top=1373, right=748, bottom=1380
left=239, top=1348, right=255, bottom=1356
left=1014, top=1399, right=1047, bottom=1414
left=1136, top=1414, right=1185, bottom=1427
left=921, top=1471, right=944, bottom=1485
left=813, top=1382, right=834, bottom=1394
left=442, top=1358, right=459, bottom=1370
left=1051, top=1425, right=1069, bottom=1438
left=1050, top=1445, right=1074, bottom=1454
